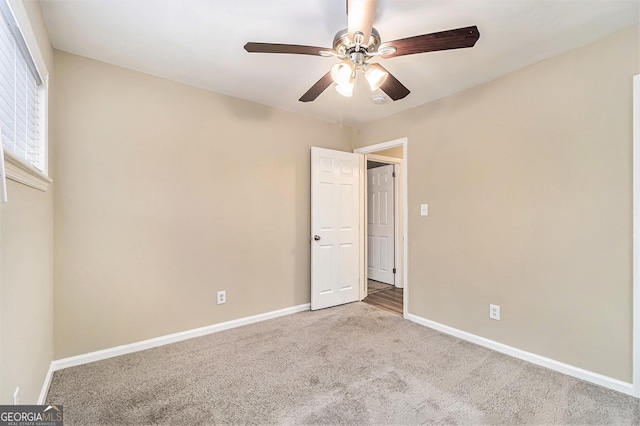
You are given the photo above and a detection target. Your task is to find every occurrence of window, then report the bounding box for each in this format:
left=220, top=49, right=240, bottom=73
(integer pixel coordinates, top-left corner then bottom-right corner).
left=0, top=0, right=49, bottom=191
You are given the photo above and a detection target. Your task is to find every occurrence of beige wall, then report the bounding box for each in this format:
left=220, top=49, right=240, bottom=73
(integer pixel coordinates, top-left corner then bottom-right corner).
left=0, top=1, right=54, bottom=404
left=30, top=13, right=639, bottom=385
left=53, top=51, right=352, bottom=358
left=354, top=25, right=640, bottom=381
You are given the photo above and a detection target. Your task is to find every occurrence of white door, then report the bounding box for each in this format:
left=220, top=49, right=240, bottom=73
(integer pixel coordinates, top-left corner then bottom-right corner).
left=367, top=164, right=395, bottom=284
left=311, top=147, right=362, bottom=310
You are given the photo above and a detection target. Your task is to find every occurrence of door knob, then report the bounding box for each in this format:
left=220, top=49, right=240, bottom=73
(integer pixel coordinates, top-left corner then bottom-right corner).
left=314, top=235, right=321, bottom=241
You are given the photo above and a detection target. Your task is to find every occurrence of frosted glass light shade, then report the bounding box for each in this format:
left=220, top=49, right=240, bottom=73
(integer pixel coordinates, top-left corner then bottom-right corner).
left=331, top=63, right=353, bottom=85
left=335, top=81, right=354, bottom=97
left=364, top=63, right=388, bottom=91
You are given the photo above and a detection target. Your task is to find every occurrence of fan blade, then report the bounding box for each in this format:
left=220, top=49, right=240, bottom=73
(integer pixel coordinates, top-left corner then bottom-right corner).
left=347, top=0, right=376, bottom=44
left=299, top=72, right=333, bottom=102
left=377, top=65, right=410, bottom=101
left=380, top=26, right=480, bottom=58
left=244, top=42, right=332, bottom=56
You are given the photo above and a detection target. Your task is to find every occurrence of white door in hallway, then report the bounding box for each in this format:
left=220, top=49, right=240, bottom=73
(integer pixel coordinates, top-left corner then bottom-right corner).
left=367, top=164, right=395, bottom=285
left=311, top=147, right=362, bottom=310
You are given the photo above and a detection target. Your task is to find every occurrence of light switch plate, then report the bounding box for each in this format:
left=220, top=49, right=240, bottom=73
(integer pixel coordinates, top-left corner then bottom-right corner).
left=420, top=204, right=428, bottom=216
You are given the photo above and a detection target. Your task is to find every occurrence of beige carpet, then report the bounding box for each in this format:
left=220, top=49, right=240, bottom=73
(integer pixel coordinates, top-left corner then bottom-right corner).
left=47, top=303, right=639, bottom=425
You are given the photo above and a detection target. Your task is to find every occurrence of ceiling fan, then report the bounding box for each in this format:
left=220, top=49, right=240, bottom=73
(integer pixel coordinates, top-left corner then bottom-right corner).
left=244, top=0, right=480, bottom=103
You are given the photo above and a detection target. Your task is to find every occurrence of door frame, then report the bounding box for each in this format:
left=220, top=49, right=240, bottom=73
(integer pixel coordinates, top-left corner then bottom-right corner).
left=632, top=73, right=639, bottom=397
left=355, top=137, right=408, bottom=318
left=366, top=155, right=403, bottom=288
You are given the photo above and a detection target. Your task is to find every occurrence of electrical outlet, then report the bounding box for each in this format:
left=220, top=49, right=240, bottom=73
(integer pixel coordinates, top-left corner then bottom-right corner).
left=13, top=387, right=19, bottom=405
left=489, top=304, right=500, bottom=320
left=217, top=291, right=226, bottom=305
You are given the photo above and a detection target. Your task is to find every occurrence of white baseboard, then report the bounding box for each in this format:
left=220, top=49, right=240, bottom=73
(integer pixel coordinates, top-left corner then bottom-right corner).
left=38, top=362, right=54, bottom=404
left=406, top=313, right=635, bottom=397
left=40, top=303, right=310, bottom=399
left=40, top=304, right=634, bottom=401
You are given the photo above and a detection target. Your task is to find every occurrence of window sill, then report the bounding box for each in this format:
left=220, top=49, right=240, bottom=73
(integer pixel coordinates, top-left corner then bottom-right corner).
left=4, top=149, right=52, bottom=191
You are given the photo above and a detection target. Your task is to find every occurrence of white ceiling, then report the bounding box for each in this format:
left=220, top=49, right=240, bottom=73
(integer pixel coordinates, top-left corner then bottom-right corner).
left=39, top=0, right=640, bottom=126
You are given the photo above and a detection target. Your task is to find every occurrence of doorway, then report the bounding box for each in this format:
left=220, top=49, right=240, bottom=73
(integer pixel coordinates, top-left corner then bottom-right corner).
left=310, top=138, right=408, bottom=316
left=355, top=138, right=407, bottom=317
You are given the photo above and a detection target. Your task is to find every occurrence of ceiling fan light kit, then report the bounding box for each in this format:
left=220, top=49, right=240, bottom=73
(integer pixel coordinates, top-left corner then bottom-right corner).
left=364, top=63, right=387, bottom=91
left=325, top=30, right=389, bottom=98
left=331, top=62, right=354, bottom=86
left=335, top=81, right=355, bottom=97
left=244, top=0, right=480, bottom=103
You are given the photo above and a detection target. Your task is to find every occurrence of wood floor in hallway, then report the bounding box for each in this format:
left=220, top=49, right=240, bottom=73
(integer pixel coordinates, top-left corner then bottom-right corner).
left=363, top=279, right=403, bottom=315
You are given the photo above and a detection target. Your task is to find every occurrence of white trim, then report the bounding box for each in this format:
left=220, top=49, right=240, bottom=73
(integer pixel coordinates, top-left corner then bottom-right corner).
left=355, top=137, right=409, bottom=318
left=367, top=154, right=402, bottom=164
left=3, top=149, right=52, bottom=191
left=366, top=153, right=401, bottom=163
left=6, top=1, right=48, bottom=82
left=0, top=125, right=7, bottom=202
left=356, top=138, right=407, bottom=153
left=407, top=313, right=635, bottom=396
left=359, top=153, right=366, bottom=303
left=41, top=74, right=49, bottom=176
left=49, top=304, right=310, bottom=372
left=633, top=73, right=640, bottom=398
left=37, top=362, right=54, bottom=404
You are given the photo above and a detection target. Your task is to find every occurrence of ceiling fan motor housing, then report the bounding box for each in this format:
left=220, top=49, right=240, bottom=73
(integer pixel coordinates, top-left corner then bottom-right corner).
left=333, top=27, right=381, bottom=58
left=349, top=51, right=365, bottom=66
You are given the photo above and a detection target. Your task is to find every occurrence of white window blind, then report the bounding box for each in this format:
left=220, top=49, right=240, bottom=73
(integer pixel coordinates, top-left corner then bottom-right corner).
left=0, top=0, right=44, bottom=172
